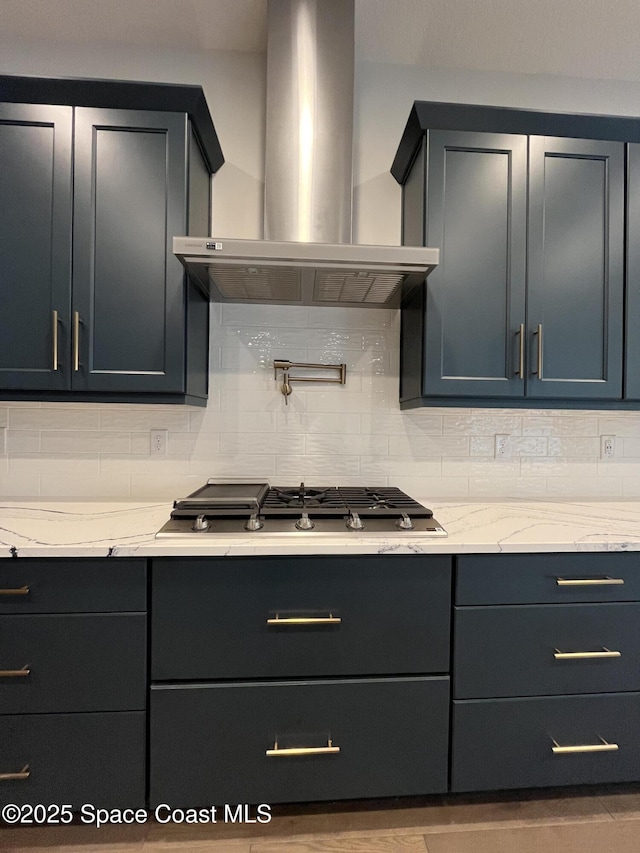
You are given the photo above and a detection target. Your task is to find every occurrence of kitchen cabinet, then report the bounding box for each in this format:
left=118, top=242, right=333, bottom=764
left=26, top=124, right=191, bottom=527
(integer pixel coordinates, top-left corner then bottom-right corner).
left=0, top=75, right=223, bottom=405
left=451, top=552, right=640, bottom=791
left=395, top=103, right=628, bottom=408
left=626, top=143, right=640, bottom=399
left=149, top=555, right=452, bottom=805
left=0, top=558, right=147, bottom=808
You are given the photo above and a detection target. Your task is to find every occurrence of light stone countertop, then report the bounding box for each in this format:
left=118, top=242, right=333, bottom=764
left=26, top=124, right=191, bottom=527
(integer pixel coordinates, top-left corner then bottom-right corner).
left=1, top=499, right=640, bottom=557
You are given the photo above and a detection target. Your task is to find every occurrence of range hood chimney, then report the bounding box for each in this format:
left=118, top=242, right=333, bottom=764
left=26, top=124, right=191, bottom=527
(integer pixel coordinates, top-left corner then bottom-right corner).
left=174, top=0, right=438, bottom=308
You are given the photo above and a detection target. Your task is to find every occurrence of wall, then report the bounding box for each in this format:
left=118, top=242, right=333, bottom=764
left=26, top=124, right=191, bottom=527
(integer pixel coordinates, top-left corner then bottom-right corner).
left=2, top=41, right=640, bottom=501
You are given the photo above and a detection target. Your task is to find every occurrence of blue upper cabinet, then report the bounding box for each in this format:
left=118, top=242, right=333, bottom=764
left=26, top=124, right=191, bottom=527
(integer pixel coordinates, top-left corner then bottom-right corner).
left=395, top=102, right=628, bottom=409
left=0, top=75, right=223, bottom=405
left=0, top=103, right=73, bottom=392
left=527, top=137, right=624, bottom=400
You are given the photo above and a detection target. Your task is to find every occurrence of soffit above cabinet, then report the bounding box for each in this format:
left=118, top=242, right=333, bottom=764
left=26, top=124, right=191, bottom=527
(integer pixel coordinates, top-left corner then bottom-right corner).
left=0, top=73, right=224, bottom=174
left=391, top=101, right=640, bottom=185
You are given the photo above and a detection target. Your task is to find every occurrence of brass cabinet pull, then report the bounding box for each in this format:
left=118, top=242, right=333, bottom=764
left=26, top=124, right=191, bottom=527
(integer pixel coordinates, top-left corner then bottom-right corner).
left=73, top=310, right=80, bottom=371
left=267, top=614, right=341, bottom=625
left=0, top=764, right=30, bottom=781
left=0, top=586, right=29, bottom=596
left=533, top=323, right=543, bottom=377
left=266, top=739, right=340, bottom=757
left=551, top=737, right=618, bottom=755
left=0, top=666, right=30, bottom=677
left=554, top=648, right=621, bottom=660
left=515, top=323, right=525, bottom=379
left=556, top=577, right=624, bottom=586
left=52, top=310, right=59, bottom=371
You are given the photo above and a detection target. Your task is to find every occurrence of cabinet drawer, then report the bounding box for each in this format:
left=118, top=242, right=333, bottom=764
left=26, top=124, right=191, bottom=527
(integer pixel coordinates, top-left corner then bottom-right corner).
left=451, top=692, right=640, bottom=791
left=0, top=614, right=146, bottom=712
left=0, top=711, right=145, bottom=808
left=150, top=676, right=449, bottom=805
left=0, top=559, right=146, bottom=613
left=152, top=556, right=451, bottom=680
left=454, top=603, right=640, bottom=698
left=456, top=553, right=640, bottom=605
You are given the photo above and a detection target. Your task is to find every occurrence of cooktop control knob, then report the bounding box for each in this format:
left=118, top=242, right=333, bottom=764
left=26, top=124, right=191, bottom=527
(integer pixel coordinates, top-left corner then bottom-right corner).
left=192, top=514, right=211, bottom=532
left=244, top=513, right=264, bottom=532
left=346, top=512, right=365, bottom=531
left=295, top=512, right=315, bottom=531
left=396, top=513, right=414, bottom=530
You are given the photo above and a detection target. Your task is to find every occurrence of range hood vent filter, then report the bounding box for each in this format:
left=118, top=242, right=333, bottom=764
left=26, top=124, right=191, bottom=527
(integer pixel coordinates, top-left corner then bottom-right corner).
left=209, top=266, right=301, bottom=302
left=314, top=272, right=404, bottom=304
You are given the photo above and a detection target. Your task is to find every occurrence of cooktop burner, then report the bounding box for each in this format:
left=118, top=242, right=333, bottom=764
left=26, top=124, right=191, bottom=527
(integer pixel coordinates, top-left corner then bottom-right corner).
left=157, top=481, right=447, bottom=538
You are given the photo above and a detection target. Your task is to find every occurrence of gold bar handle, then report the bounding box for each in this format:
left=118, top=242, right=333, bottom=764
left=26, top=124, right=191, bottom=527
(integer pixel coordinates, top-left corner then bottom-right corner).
left=0, top=764, right=30, bottom=781
left=552, top=737, right=618, bottom=755
left=515, top=323, right=525, bottom=379
left=556, top=577, right=624, bottom=586
left=267, top=614, right=341, bottom=625
left=52, top=309, right=59, bottom=371
left=0, top=666, right=30, bottom=678
left=554, top=648, right=621, bottom=660
left=533, top=323, right=543, bottom=377
left=0, top=586, right=30, bottom=596
left=266, top=739, right=340, bottom=757
left=73, top=310, right=80, bottom=371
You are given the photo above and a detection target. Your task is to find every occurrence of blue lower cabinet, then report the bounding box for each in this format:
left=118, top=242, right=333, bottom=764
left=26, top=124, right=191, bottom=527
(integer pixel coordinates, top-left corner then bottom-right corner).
left=150, top=677, right=450, bottom=805
left=451, top=692, right=640, bottom=791
left=0, top=711, right=146, bottom=808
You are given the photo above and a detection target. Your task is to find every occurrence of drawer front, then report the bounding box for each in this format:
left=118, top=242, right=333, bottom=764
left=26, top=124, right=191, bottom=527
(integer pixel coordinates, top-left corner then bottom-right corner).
left=0, top=614, right=146, bottom=712
left=0, top=559, right=146, bottom=613
left=452, top=692, right=640, bottom=791
left=150, top=677, right=450, bottom=805
left=0, top=711, right=145, bottom=808
left=454, top=603, right=640, bottom=698
left=152, top=556, right=451, bottom=680
left=456, top=553, right=640, bottom=605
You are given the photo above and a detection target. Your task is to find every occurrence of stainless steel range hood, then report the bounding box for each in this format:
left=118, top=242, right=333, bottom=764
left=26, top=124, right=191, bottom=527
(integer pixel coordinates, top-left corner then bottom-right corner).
left=173, top=237, right=438, bottom=307
left=175, top=0, right=439, bottom=308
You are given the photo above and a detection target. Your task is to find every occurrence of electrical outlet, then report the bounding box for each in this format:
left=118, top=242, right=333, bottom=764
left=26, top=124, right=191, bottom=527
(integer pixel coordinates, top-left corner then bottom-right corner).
left=600, top=435, right=616, bottom=459
left=150, top=429, right=168, bottom=456
left=494, top=434, right=511, bottom=459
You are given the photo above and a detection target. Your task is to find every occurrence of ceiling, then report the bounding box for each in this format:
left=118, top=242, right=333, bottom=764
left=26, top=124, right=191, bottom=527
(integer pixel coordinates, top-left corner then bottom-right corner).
left=2, top=0, right=640, bottom=82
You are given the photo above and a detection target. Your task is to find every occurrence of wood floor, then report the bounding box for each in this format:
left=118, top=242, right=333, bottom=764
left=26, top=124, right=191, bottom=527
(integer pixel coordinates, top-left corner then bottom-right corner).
left=2, top=785, right=640, bottom=852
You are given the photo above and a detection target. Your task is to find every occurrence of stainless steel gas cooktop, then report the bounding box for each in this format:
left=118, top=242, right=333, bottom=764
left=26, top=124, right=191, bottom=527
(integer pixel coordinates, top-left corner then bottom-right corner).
left=156, top=481, right=447, bottom=538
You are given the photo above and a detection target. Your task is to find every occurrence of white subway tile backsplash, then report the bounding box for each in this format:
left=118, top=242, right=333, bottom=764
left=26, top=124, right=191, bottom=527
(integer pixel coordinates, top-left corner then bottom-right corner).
left=10, top=408, right=100, bottom=431
left=40, top=431, right=131, bottom=454
left=6, top=430, right=40, bottom=453
left=220, top=433, right=305, bottom=456
left=548, top=437, right=601, bottom=457
left=4, top=305, right=640, bottom=500
left=305, top=433, right=388, bottom=456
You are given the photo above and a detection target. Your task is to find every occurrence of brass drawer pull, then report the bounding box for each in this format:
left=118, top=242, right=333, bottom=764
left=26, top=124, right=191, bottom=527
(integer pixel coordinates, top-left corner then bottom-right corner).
left=0, top=666, right=30, bottom=677
left=552, top=737, right=618, bottom=755
left=0, top=764, right=30, bottom=781
left=267, top=614, right=341, bottom=625
left=556, top=577, right=624, bottom=586
left=0, top=586, right=30, bottom=596
left=533, top=323, right=543, bottom=377
left=554, top=648, right=621, bottom=660
left=266, top=739, right=340, bottom=757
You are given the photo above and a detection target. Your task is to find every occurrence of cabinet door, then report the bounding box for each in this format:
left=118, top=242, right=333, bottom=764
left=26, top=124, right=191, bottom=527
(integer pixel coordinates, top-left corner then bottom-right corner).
left=72, top=108, right=188, bottom=393
left=0, top=103, right=72, bottom=390
left=422, top=131, right=527, bottom=397
left=527, top=137, right=624, bottom=399
left=625, top=143, right=640, bottom=399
